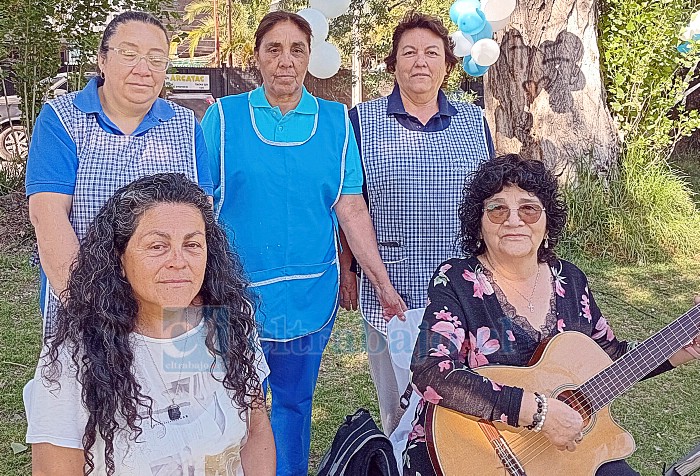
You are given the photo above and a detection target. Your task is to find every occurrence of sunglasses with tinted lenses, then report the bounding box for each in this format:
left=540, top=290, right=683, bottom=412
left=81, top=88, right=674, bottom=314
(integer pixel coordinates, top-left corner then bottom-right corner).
left=483, top=203, right=545, bottom=224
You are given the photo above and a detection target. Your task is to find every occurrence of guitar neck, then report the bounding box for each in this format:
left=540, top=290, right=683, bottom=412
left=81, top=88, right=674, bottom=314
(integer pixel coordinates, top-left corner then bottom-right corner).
left=578, top=304, right=700, bottom=413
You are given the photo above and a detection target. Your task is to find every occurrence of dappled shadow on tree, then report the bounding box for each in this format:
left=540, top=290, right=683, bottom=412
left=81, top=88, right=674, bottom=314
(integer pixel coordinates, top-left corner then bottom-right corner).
left=490, top=30, right=586, bottom=169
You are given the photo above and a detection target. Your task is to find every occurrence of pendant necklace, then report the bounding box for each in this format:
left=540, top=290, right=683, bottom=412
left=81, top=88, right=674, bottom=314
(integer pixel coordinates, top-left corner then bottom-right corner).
left=139, top=308, right=192, bottom=421
left=486, top=257, right=541, bottom=313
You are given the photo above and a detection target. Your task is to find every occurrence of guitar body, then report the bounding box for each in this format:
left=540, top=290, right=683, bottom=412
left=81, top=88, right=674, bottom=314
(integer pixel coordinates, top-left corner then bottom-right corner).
left=426, top=332, right=636, bottom=476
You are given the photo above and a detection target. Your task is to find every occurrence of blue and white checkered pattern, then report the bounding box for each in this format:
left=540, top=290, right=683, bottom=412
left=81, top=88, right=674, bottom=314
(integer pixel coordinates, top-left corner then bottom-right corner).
left=42, top=93, right=199, bottom=336
left=356, top=96, right=490, bottom=333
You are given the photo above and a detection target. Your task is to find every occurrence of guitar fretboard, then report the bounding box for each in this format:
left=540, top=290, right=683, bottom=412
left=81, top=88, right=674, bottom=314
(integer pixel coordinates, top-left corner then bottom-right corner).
left=577, top=304, right=700, bottom=414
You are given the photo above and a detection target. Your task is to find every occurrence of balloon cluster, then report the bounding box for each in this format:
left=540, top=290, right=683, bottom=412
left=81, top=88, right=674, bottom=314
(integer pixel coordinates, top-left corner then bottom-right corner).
left=448, top=0, right=516, bottom=77
left=678, top=10, right=700, bottom=53
left=298, top=0, right=351, bottom=79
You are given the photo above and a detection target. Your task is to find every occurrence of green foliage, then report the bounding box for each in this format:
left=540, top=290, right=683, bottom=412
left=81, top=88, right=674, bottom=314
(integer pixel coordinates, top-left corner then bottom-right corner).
left=0, top=161, right=26, bottom=195
left=327, top=0, right=460, bottom=94
left=564, top=0, right=700, bottom=263
left=562, top=144, right=700, bottom=263
left=600, top=0, right=700, bottom=155
left=180, top=0, right=269, bottom=66
left=0, top=0, right=60, bottom=140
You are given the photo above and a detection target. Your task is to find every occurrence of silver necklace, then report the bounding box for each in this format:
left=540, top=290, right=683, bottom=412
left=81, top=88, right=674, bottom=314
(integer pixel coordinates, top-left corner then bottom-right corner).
left=138, top=308, right=191, bottom=421
left=486, top=257, right=542, bottom=313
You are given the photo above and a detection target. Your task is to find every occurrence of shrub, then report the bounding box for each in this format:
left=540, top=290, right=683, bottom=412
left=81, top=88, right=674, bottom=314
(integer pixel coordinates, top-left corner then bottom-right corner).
left=562, top=0, right=700, bottom=263
left=562, top=145, right=700, bottom=263
left=600, top=0, right=700, bottom=155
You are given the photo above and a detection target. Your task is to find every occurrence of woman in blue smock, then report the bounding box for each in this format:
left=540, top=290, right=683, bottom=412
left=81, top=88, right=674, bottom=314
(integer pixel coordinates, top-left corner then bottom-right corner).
left=201, top=11, right=406, bottom=476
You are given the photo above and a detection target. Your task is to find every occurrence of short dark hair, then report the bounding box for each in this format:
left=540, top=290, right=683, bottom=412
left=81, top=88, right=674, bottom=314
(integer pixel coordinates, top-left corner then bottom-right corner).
left=458, top=154, right=568, bottom=263
left=384, top=11, right=459, bottom=77
left=99, top=11, right=169, bottom=57
left=254, top=11, right=312, bottom=52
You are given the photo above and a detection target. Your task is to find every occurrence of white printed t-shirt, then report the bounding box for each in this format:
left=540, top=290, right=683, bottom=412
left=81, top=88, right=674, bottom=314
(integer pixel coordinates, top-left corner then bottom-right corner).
left=25, top=320, right=269, bottom=475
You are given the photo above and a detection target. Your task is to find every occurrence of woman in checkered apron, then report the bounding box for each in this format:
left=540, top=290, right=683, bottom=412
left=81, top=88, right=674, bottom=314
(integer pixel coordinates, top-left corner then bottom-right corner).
left=343, top=12, right=495, bottom=436
left=25, top=11, right=213, bottom=337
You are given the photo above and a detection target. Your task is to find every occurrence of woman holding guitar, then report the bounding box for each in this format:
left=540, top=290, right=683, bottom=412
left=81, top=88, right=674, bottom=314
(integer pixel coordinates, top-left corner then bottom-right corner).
left=402, top=154, right=700, bottom=476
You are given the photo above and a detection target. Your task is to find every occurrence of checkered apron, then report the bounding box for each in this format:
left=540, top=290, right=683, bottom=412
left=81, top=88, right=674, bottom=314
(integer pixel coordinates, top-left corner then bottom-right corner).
left=41, top=93, right=199, bottom=336
left=356, top=97, right=490, bottom=334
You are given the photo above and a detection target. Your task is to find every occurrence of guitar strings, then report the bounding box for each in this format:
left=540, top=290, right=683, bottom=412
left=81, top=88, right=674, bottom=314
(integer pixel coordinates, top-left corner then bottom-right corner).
left=495, top=308, right=700, bottom=469
left=439, top=281, right=700, bottom=469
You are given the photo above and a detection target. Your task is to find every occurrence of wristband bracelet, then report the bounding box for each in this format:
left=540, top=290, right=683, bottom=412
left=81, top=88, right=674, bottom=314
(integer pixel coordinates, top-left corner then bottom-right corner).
left=525, top=392, right=548, bottom=432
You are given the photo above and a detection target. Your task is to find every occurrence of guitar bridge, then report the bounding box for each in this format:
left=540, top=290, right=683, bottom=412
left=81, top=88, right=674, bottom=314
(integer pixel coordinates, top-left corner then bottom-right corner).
left=478, top=420, right=526, bottom=476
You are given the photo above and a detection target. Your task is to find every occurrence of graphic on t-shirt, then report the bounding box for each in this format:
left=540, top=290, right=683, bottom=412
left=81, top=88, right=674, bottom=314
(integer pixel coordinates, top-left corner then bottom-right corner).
left=27, top=327, right=250, bottom=476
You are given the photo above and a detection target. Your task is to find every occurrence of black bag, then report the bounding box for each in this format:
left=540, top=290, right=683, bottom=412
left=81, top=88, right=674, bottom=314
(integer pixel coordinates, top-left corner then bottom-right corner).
left=317, top=408, right=400, bottom=476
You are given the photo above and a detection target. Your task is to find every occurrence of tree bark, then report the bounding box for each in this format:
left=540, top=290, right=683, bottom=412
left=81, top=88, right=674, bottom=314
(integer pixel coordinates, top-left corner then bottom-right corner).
left=483, top=0, right=618, bottom=174
left=269, top=0, right=283, bottom=12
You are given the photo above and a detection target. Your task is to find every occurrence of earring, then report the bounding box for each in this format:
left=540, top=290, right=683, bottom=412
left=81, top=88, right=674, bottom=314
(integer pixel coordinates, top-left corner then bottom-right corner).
left=476, top=239, right=482, bottom=248
left=100, top=71, right=105, bottom=79
left=544, top=236, right=549, bottom=249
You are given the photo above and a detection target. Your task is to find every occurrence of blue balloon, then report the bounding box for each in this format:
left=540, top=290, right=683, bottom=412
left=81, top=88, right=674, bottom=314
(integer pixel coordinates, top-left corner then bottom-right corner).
left=678, top=33, right=700, bottom=53
left=463, top=55, right=489, bottom=77
left=470, top=20, right=494, bottom=42
left=450, top=0, right=480, bottom=25
left=458, top=9, right=487, bottom=36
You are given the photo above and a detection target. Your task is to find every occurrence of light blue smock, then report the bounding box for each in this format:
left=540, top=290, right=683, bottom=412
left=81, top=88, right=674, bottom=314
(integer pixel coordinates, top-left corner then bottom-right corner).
left=206, top=91, right=352, bottom=341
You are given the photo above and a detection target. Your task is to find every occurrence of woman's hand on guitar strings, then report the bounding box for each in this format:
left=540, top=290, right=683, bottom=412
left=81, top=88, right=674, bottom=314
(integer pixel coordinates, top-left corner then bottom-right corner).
left=540, top=398, right=585, bottom=452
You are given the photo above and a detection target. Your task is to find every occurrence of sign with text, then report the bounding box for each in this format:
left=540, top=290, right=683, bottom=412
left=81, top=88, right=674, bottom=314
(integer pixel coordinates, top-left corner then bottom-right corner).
left=165, top=74, right=210, bottom=91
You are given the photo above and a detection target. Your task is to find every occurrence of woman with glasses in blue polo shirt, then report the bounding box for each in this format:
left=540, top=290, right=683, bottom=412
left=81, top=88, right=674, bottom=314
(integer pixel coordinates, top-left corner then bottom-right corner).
left=201, top=11, right=406, bottom=476
left=25, top=11, right=213, bottom=337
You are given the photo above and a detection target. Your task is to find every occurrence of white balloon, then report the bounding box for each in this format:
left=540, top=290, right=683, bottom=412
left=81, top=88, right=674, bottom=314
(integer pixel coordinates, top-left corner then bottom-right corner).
left=310, top=0, right=352, bottom=19
left=297, top=8, right=329, bottom=44
left=308, top=41, right=342, bottom=79
left=471, top=38, right=501, bottom=66
left=451, top=31, right=474, bottom=57
left=482, top=0, right=516, bottom=24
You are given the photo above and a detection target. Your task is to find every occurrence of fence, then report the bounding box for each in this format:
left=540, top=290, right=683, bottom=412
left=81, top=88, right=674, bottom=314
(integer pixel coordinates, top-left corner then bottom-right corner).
left=170, top=66, right=355, bottom=106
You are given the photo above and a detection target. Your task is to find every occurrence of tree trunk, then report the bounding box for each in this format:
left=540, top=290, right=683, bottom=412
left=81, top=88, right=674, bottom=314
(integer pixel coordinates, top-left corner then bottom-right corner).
left=483, top=0, right=618, bottom=174
left=269, top=0, right=283, bottom=12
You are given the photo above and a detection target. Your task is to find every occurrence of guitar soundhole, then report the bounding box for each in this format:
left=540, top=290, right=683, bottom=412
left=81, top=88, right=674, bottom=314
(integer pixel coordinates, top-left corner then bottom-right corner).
left=557, top=389, right=592, bottom=424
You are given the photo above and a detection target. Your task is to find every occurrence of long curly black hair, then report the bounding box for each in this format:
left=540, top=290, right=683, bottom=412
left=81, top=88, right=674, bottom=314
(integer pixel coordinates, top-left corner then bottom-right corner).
left=458, top=154, right=568, bottom=263
left=43, top=173, right=261, bottom=475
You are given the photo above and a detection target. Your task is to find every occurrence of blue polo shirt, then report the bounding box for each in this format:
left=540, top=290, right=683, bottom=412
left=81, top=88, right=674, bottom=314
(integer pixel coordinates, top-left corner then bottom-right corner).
left=25, top=77, right=213, bottom=197
left=348, top=83, right=495, bottom=158
left=202, top=85, right=363, bottom=195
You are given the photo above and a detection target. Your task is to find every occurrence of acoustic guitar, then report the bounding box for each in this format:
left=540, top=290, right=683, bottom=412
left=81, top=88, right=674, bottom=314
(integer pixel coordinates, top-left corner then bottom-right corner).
left=425, top=304, right=700, bottom=476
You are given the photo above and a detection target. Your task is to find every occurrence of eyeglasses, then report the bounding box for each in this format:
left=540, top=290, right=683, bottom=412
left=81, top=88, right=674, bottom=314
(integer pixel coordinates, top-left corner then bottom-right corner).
left=108, top=47, right=170, bottom=72
left=483, top=203, right=545, bottom=224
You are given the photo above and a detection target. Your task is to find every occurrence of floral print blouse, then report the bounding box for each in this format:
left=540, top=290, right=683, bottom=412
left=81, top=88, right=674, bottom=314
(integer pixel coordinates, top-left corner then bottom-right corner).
left=408, top=256, right=672, bottom=437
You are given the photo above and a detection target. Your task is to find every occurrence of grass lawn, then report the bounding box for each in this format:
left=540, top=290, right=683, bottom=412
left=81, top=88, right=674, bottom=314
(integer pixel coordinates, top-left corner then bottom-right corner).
left=1, top=153, right=699, bottom=476
left=1, top=251, right=699, bottom=475
left=0, top=252, right=40, bottom=475
left=671, top=147, right=700, bottom=206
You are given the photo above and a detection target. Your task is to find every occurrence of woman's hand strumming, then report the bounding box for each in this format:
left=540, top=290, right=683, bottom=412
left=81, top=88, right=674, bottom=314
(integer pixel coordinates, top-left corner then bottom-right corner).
left=541, top=398, right=585, bottom=452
